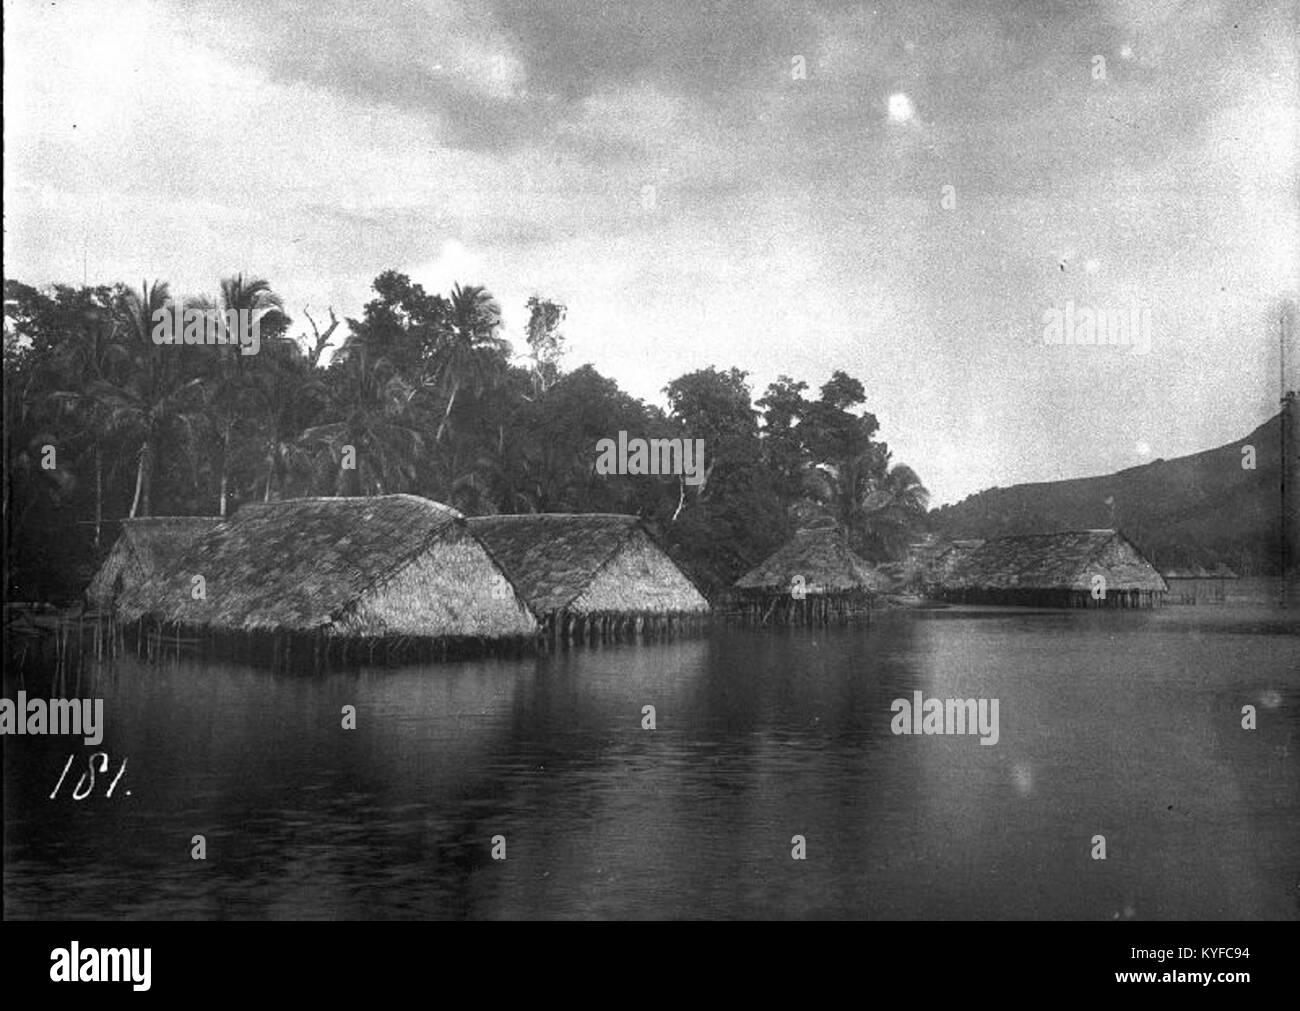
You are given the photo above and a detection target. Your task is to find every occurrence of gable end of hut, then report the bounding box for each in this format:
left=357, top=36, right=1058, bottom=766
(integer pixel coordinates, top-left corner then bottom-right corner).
left=338, top=525, right=537, bottom=638
left=569, top=527, right=710, bottom=615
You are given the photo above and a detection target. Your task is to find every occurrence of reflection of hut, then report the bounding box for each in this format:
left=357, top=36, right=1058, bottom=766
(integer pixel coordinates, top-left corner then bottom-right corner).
left=731, top=527, right=887, bottom=624
left=468, top=513, right=710, bottom=642
left=935, top=530, right=1166, bottom=607
left=116, top=495, right=537, bottom=663
left=1162, top=563, right=1238, bottom=604
left=86, top=517, right=222, bottom=613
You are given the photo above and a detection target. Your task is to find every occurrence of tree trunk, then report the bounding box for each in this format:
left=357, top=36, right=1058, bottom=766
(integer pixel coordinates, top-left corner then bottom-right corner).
left=139, top=435, right=154, bottom=518
left=263, top=449, right=275, bottom=502
left=671, top=475, right=686, bottom=523
left=435, top=381, right=459, bottom=443
left=219, top=423, right=231, bottom=517
left=128, top=440, right=147, bottom=518
left=93, top=440, right=103, bottom=549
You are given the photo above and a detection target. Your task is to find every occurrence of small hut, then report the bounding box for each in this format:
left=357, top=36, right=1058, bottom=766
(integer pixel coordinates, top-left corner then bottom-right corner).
left=467, top=513, right=710, bottom=642
left=914, top=537, right=985, bottom=594
left=115, top=495, right=537, bottom=662
left=731, top=527, right=887, bottom=625
left=1162, top=563, right=1238, bottom=604
left=86, top=517, right=223, bottom=613
left=935, top=529, right=1166, bottom=607
left=886, top=533, right=951, bottom=591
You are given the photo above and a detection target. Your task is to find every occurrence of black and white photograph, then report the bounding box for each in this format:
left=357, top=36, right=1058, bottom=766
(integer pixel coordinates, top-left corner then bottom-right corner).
left=2, top=0, right=1297, bottom=977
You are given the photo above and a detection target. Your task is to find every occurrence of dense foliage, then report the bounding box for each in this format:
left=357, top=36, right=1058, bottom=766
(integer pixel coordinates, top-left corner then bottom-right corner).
left=4, top=272, right=929, bottom=602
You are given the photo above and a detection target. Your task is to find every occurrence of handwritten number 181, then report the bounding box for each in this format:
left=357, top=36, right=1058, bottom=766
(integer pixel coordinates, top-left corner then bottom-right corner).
left=50, top=752, right=128, bottom=800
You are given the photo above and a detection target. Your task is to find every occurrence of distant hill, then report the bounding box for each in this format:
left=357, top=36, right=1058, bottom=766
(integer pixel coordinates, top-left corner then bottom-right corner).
left=930, top=405, right=1298, bottom=575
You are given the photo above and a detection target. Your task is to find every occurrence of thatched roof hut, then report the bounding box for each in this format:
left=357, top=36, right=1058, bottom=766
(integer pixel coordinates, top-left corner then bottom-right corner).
left=935, top=529, right=1166, bottom=607
left=905, top=537, right=984, bottom=590
left=467, top=513, right=709, bottom=640
left=1162, top=562, right=1238, bottom=604
left=730, top=527, right=886, bottom=624
left=116, top=496, right=537, bottom=647
left=86, top=517, right=223, bottom=612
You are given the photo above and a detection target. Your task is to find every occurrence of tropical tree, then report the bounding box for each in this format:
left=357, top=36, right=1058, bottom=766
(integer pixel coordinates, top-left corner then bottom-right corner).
left=96, top=280, right=204, bottom=518
left=804, top=446, right=930, bottom=559
left=429, top=283, right=509, bottom=443
left=246, top=339, right=324, bottom=501
left=201, top=275, right=286, bottom=515
left=301, top=346, right=422, bottom=496
left=524, top=295, right=566, bottom=398
left=49, top=296, right=119, bottom=547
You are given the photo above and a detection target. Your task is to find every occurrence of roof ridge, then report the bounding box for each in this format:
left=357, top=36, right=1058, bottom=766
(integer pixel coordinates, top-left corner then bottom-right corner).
left=468, top=512, right=638, bottom=522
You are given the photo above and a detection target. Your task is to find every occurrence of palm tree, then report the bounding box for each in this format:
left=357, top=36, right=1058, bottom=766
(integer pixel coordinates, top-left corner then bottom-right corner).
left=300, top=346, right=423, bottom=496
left=857, top=461, right=930, bottom=558
left=429, top=283, right=509, bottom=443
left=98, top=280, right=204, bottom=518
left=243, top=336, right=323, bottom=501
left=803, top=448, right=929, bottom=559
left=203, top=275, right=285, bottom=515
left=50, top=306, right=118, bottom=548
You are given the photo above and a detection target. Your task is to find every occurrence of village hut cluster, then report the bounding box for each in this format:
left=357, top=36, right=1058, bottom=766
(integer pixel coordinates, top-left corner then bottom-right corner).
left=84, top=498, right=1187, bottom=669
left=728, top=526, right=888, bottom=625
left=921, top=530, right=1167, bottom=607
left=86, top=496, right=710, bottom=665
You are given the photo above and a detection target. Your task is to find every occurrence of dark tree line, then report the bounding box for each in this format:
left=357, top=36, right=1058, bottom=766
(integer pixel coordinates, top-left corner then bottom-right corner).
left=4, top=270, right=929, bottom=601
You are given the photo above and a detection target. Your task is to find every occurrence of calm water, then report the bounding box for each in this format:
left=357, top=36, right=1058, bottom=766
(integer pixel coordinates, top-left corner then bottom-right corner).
left=4, top=603, right=1297, bottom=919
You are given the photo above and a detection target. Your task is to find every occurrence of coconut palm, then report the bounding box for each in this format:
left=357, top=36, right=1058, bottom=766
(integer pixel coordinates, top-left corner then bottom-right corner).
left=857, top=460, right=930, bottom=558
left=428, top=283, right=509, bottom=443
left=243, top=336, right=324, bottom=501
left=202, top=275, right=286, bottom=515
left=804, top=448, right=929, bottom=559
left=301, top=346, right=423, bottom=496
left=96, top=280, right=204, bottom=518
left=49, top=305, right=118, bottom=547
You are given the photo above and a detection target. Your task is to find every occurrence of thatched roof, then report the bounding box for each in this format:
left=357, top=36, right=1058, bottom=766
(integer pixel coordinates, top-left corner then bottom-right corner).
left=468, top=513, right=710, bottom=616
left=734, top=528, right=888, bottom=594
left=117, top=495, right=537, bottom=637
left=936, top=530, right=1167, bottom=592
left=86, top=517, right=223, bottom=609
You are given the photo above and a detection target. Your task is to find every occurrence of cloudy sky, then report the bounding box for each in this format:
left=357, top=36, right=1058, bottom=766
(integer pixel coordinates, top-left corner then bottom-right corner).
left=5, top=0, right=1297, bottom=504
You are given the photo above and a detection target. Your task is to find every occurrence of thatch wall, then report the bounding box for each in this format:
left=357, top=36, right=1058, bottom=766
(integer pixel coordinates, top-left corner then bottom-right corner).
left=569, top=529, right=710, bottom=614
left=117, top=495, right=537, bottom=640
left=935, top=530, right=1166, bottom=607
left=85, top=517, right=223, bottom=611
